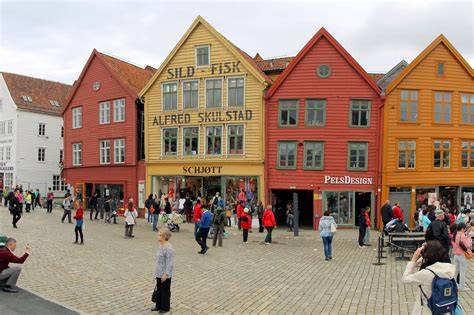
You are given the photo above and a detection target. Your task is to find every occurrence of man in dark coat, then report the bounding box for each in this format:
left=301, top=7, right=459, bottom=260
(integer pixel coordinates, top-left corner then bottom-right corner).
left=425, top=209, right=450, bottom=261
left=381, top=200, right=393, bottom=227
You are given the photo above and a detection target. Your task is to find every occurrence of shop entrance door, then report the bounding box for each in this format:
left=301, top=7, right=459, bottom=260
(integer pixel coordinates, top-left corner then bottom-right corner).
left=271, top=190, right=314, bottom=228
left=354, top=192, right=372, bottom=226
left=439, top=186, right=458, bottom=210
left=203, top=177, right=221, bottom=201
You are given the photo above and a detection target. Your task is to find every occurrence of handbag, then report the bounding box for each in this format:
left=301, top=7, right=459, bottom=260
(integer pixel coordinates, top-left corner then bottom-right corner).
left=330, top=221, right=337, bottom=234
left=464, top=249, right=473, bottom=260
left=151, top=282, right=158, bottom=302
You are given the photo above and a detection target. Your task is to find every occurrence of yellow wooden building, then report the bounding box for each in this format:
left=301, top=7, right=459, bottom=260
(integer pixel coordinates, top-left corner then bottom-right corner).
left=381, top=35, right=474, bottom=226
left=140, top=16, right=270, bottom=207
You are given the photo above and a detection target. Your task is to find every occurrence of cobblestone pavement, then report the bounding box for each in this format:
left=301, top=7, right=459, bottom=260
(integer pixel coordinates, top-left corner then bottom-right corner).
left=0, top=205, right=472, bottom=314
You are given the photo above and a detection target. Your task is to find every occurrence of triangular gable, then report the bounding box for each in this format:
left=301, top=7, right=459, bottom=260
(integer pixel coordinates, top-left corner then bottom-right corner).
left=268, top=27, right=381, bottom=98
left=139, top=16, right=270, bottom=97
left=386, top=35, right=474, bottom=95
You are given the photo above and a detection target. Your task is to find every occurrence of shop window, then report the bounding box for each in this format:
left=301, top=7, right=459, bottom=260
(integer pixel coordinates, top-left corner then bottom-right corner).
left=72, top=107, right=82, bottom=129
left=305, top=99, right=325, bottom=126
left=399, top=90, right=418, bottom=122
left=100, top=140, right=111, bottom=164
left=227, top=124, right=244, bottom=155
left=183, top=127, right=199, bottom=156
left=228, top=77, right=244, bottom=107
left=163, top=128, right=177, bottom=156
left=183, top=81, right=199, bottom=110
left=72, top=143, right=82, bottom=166
left=303, top=141, right=324, bottom=170
left=398, top=140, right=416, bottom=169
left=326, top=191, right=353, bottom=225
left=37, top=147, right=45, bottom=162
left=114, top=139, right=125, bottom=163
left=99, top=101, right=110, bottom=124
left=279, top=100, right=298, bottom=127
left=348, top=142, right=368, bottom=171
left=163, top=83, right=178, bottom=111
left=461, top=141, right=474, bottom=168
left=416, top=188, right=436, bottom=210
left=206, top=79, right=222, bottom=108
left=462, top=188, right=473, bottom=208
left=461, top=93, right=474, bottom=124
left=225, top=177, right=258, bottom=208
left=113, top=98, right=125, bottom=122
left=38, top=123, right=46, bottom=136
left=4, top=172, right=13, bottom=189
left=433, top=140, right=450, bottom=168
left=206, top=126, right=222, bottom=155
left=277, top=141, right=297, bottom=169
left=196, top=45, right=210, bottom=67
left=350, top=100, right=371, bottom=127
left=434, top=91, right=452, bottom=123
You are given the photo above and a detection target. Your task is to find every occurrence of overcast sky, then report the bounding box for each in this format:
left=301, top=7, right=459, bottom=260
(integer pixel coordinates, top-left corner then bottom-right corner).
left=0, top=0, right=472, bottom=85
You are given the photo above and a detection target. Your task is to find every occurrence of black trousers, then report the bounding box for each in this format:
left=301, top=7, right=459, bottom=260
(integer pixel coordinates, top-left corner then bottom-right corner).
left=358, top=226, right=367, bottom=246
left=258, top=218, right=263, bottom=232
left=89, top=207, right=95, bottom=220
left=155, top=278, right=171, bottom=311
left=74, top=226, right=84, bottom=243
left=12, top=212, right=21, bottom=226
left=243, top=229, right=249, bottom=242
left=195, top=227, right=209, bottom=251
left=47, top=200, right=53, bottom=213
left=265, top=227, right=273, bottom=243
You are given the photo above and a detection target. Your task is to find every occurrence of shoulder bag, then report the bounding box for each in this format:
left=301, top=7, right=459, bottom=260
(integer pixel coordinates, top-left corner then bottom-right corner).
left=330, top=220, right=337, bottom=234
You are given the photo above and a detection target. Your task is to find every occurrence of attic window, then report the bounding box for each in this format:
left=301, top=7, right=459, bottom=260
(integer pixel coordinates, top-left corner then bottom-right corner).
left=437, top=62, right=445, bottom=76
left=317, top=65, right=331, bottom=78
left=22, top=95, right=33, bottom=102
left=49, top=100, right=60, bottom=107
left=196, top=45, right=210, bottom=67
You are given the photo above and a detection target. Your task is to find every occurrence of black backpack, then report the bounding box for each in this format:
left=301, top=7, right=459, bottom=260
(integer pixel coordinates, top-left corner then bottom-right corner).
left=214, top=212, right=224, bottom=225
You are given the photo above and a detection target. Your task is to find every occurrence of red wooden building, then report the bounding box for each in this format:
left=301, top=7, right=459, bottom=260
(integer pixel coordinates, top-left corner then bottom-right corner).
left=62, top=49, right=154, bottom=215
left=265, top=28, right=382, bottom=229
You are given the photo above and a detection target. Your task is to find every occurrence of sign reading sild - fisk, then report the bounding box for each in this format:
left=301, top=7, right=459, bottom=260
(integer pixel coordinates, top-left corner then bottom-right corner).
left=152, top=109, right=253, bottom=126
left=166, top=61, right=241, bottom=79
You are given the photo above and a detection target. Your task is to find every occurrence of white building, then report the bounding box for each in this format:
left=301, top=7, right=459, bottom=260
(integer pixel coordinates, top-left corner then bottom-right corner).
left=0, top=72, right=71, bottom=196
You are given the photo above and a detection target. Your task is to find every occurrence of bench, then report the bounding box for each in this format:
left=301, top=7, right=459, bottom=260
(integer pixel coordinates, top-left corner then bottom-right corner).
left=388, top=232, right=425, bottom=260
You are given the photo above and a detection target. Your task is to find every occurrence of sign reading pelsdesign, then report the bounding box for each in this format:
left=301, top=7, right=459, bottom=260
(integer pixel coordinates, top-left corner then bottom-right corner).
left=152, top=109, right=253, bottom=126
left=324, top=176, right=373, bottom=185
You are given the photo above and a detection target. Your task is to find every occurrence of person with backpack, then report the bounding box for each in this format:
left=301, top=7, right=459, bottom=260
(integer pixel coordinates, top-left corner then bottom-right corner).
left=152, top=196, right=161, bottom=232
left=61, top=195, right=73, bottom=224
left=212, top=206, right=226, bottom=247
left=451, top=223, right=472, bottom=291
left=318, top=210, right=337, bottom=261
left=241, top=208, right=252, bottom=243
left=402, top=240, right=457, bottom=314
left=145, top=194, right=154, bottom=223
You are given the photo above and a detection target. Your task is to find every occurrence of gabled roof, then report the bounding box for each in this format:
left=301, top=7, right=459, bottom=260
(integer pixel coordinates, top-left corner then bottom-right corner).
left=377, top=60, right=408, bottom=86
left=140, top=16, right=271, bottom=97
left=1, top=72, right=71, bottom=116
left=62, top=49, right=155, bottom=115
left=268, top=27, right=381, bottom=98
left=255, top=56, right=294, bottom=72
left=368, top=73, right=386, bottom=82
left=386, top=35, right=474, bottom=95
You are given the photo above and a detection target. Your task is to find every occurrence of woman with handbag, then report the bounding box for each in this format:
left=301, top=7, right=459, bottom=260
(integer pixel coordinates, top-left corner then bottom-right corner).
left=318, top=210, right=337, bottom=261
left=452, top=223, right=472, bottom=291
left=124, top=201, right=138, bottom=239
left=151, top=228, right=173, bottom=313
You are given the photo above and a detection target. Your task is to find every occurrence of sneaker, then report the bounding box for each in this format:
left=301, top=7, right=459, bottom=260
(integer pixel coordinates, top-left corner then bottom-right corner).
left=359, top=245, right=366, bottom=249
left=202, top=247, right=209, bottom=254
left=264, top=242, right=270, bottom=245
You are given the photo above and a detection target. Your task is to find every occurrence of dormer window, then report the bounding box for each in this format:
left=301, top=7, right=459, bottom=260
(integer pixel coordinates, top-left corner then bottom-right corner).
left=49, top=100, right=60, bottom=107
left=22, top=95, right=32, bottom=102
left=196, top=45, right=210, bottom=67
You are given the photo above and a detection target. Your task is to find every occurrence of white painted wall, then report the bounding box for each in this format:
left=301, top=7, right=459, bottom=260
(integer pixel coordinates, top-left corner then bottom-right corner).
left=0, top=74, right=17, bottom=191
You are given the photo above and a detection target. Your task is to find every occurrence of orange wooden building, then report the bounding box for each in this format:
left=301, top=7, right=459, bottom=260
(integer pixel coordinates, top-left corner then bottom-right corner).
left=381, top=35, right=474, bottom=227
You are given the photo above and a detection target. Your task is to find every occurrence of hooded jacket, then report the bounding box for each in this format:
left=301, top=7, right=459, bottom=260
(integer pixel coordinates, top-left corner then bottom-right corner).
left=402, top=261, right=456, bottom=314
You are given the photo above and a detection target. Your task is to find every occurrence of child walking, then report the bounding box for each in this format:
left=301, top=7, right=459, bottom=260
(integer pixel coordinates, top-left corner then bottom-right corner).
left=73, top=200, right=84, bottom=245
left=241, top=208, right=252, bottom=243
left=151, top=228, right=174, bottom=313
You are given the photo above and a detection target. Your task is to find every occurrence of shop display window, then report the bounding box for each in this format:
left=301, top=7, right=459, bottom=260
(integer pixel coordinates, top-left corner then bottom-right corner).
left=326, top=191, right=353, bottom=225
left=416, top=187, right=436, bottom=209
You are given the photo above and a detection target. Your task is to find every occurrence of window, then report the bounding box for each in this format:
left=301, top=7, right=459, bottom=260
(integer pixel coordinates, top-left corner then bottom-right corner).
left=434, top=91, right=452, bottom=123
left=163, top=128, right=178, bottom=156
left=183, top=127, right=199, bottom=156
left=59, top=149, right=63, bottom=162
left=114, top=139, right=125, bottom=163
left=53, top=175, right=66, bottom=191
left=228, top=77, right=244, bottom=107
left=205, top=79, right=222, bottom=108
left=99, top=101, right=110, bottom=124
left=350, top=100, right=371, bottom=127
left=279, top=100, right=298, bottom=127
left=4, top=173, right=13, bottom=189
left=163, top=83, right=178, bottom=111
left=304, top=141, right=324, bottom=170
left=113, top=98, right=125, bottom=122
left=72, top=107, right=82, bottom=129
left=317, top=65, right=331, bottom=78
left=5, top=147, right=11, bottom=161
left=399, top=90, right=418, bottom=122
left=228, top=124, right=244, bottom=155
left=461, top=141, right=474, bottom=168
left=277, top=141, right=297, bottom=169
left=0, top=121, right=5, bottom=136
left=183, top=81, right=199, bottom=110
left=305, top=99, right=326, bottom=126
left=38, top=123, right=46, bottom=136
left=7, top=121, right=12, bottom=134
left=325, top=191, right=353, bottom=225
left=348, top=142, right=368, bottom=170
left=433, top=140, right=450, bottom=168
left=0, top=147, right=3, bottom=160
left=72, top=143, right=82, bottom=166
left=49, top=100, right=60, bottom=107
left=437, top=62, right=445, bottom=76
left=100, top=140, right=111, bottom=164
left=196, top=45, right=210, bottom=67
left=397, top=140, right=416, bottom=169
left=461, top=93, right=474, bottom=124
left=22, top=95, right=32, bottom=102
left=206, top=126, right=222, bottom=155
left=61, top=126, right=64, bottom=138
left=38, top=147, right=46, bottom=162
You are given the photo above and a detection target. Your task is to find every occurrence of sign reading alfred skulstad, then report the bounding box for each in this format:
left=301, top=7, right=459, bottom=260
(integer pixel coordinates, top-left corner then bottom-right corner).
left=152, top=109, right=253, bottom=126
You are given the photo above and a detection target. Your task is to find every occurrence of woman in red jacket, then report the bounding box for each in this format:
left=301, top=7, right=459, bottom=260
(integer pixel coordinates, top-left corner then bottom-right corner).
left=262, top=205, right=276, bottom=245
left=241, top=208, right=252, bottom=243
left=73, top=200, right=84, bottom=245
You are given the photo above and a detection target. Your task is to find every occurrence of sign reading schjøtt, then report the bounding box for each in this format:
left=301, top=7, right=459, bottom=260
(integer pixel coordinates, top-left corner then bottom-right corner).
left=324, top=175, right=373, bottom=185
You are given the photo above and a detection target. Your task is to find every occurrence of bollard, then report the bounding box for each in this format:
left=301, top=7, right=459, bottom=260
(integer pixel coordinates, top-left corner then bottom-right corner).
left=373, top=236, right=386, bottom=266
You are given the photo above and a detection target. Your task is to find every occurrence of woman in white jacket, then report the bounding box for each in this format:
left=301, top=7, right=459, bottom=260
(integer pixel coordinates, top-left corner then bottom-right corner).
left=402, top=240, right=455, bottom=314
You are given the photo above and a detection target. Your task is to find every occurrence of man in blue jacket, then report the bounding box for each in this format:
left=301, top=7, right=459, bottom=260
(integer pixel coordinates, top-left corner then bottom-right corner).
left=196, top=205, right=212, bottom=254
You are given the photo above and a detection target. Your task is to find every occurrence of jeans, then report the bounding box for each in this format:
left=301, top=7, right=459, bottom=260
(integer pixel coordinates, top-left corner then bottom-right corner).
left=363, top=228, right=370, bottom=245
left=322, top=236, right=333, bottom=258
left=358, top=226, right=366, bottom=246
left=147, top=208, right=152, bottom=223
left=111, top=211, right=117, bottom=224
left=212, top=225, right=223, bottom=246
left=155, top=277, right=171, bottom=312
left=74, top=226, right=84, bottom=243
left=195, top=227, right=210, bottom=251
left=153, top=214, right=159, bottom=231
left=47, top=200, right=53, bottom=213
left=194, top=222, right=199, bottom=237
left=287, top=215, right=294, bottom=231
left=454, top=254, right=468, bottom=290
left=105, top=211, right=111, bottom=223
left=265, top=227, right=273, bottom=243
left=243, top=229, right=249, bottom=242
left=62, top=210, right=72, bottom=223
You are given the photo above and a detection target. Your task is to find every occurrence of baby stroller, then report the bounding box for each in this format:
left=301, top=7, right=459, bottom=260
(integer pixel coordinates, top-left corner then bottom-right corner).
left=166, top=212, right=183, bottom=232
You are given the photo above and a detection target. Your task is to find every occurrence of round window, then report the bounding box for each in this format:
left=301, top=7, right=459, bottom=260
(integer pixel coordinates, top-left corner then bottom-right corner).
left=317, top=65, right=331, bottom=78
left=92, top=81, right=101, bottom=91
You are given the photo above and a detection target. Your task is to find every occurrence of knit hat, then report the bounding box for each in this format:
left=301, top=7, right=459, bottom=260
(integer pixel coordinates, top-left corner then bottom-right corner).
left=435, top=209, right=444, bottom=217
left=244, top=207, right=250, bottom=213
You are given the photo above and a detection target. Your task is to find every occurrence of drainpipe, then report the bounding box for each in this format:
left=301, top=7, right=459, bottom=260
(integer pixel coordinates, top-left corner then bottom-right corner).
left=377, top=95, right=386, bottom=229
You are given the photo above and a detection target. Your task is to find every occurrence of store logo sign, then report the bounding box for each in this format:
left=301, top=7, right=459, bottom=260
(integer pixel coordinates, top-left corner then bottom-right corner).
left=183, top=166, right=223, bottom=175
left=324, top=176, right=373, bottom=185
left=152, top=110, right=253, bottom=126
left=166, top=61, right=241, bottom=79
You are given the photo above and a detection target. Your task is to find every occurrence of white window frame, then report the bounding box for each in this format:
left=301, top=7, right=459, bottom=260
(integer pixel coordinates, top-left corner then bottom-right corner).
left=37, top=147, right=46, bottom=162
left=38, top=123, right=46, bottom=136
left=182, top=126, right=200, bottom=157
left=72, top=143, right=82, bottom=166
left=205, top=125, right=223, bottom=156
left=5, top=147, right=11, bottom=161
left=100, top=140, right=111, bottom=164
left=226, top=76, right=246, bottom=108
left=99, top=101, right=110, bottom=124
left=0, top=121, right=6, bottom=136
left=226, top=124, right=245, bottom=155
left=0, top=147, right=4, bottom=161
left=72, top=107, right=82, bottom=129
left=114, top=139, right=125, bottom=164
left=162, top=82, right=178, bottom=112
left=162, top=128, right=178, bottom=157
left=113, top=98, right=125, bottom=122
left=181, top=80, right=200, bottom=110
left=7, top=120, right=12, bottom=135
left=195, top=44, right=210, bottom=68
left=205, top=77, right=223, bottom=109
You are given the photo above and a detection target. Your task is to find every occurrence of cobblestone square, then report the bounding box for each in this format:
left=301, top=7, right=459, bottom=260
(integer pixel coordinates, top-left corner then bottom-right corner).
left=0, top=206, right=472, bottom=314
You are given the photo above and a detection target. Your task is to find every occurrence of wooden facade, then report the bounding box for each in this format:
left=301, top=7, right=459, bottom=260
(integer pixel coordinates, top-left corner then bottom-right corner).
left=381, top=35, right=474, bottom=227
